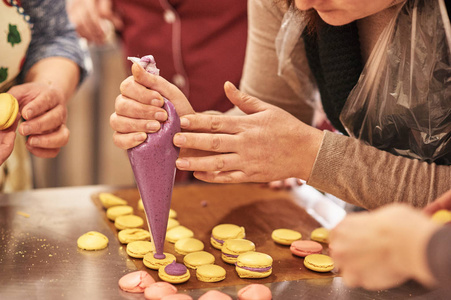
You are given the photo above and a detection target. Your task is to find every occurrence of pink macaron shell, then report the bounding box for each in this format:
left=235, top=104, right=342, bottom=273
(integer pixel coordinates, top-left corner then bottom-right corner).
left=290, top=240, right=323, bottom=257
left=161, top=294, right=193, bottom=300
left=238, top=284, right=272, bottom=300
left=144, top=281, right=178, bottom=300
left=118, top=271, right=155, bottom=293
left=198, top=290, right=233, bottom=300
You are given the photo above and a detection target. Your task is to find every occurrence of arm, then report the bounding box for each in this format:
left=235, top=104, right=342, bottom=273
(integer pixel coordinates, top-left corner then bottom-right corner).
left=308, top=131, right=451, bottom=209
left=8, top=0, right=88, bottom=158
left=240, top=0, right=316, bottom=124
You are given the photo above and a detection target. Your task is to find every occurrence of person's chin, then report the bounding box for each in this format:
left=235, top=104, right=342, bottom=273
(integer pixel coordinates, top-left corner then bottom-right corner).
left=317, top=11, right=354, bottom=26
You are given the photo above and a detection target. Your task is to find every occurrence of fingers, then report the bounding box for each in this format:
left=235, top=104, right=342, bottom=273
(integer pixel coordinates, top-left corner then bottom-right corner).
left=174, top=132, right=238, bottom=154
left=25, top=125, right=70, bottom=158
left=0, top=131, right=16, bottom=164
left=179, top=114, right=242, bottom=134
left=175, top=153, right=241, bottom=173
left=112, top=131, right=147, bottom=150
left=20, top=90, right=62, bottom=121
left=110, top=113, right=161, bottom=133
left=120, top=76, right=165, bottom=105
left=19, top=104, right=66, bottom=136
left=423, top=189, right=451, bottom=215
left=193, top=170, right=249, bottom=183
left=115, top=95, right=167, bottom=121
left=224, top=81, right=267, bottom=115
left=131, top=63, right=195, bottom=116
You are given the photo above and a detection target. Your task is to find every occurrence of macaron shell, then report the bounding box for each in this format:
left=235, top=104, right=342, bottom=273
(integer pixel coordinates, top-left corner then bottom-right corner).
left=221, top=239, right=255, bottom=264
left=126, top=241, right=155, bottom=258
left=175, top=237, right=204, bottom=255
left=211, top=224, right=246, bottom=249
left=77, top=231, right=108, bottom=250
left=160, top=294, right=193, bottom=300
left=310, top=227, right=329, bottom=243
left=144, top=281, right=177, bottom=300
left=115, top=214, right=144, bottom=230
left=271, top=228, right=302, bottom=245
left=143, top=252, right=176, bottom=270
left=290, top=240, right=323, bottom=257
left=99, top=192, right=128, bottom=208
left=166, top=226, right=194, bottom=243
left=158, top=266, right=190, bottom=284
left=118, top=270, right=155, bottom=293
left=304, top=254, right=334, bottom=272
left=198, top=290, right=232, bottom=300
left=106, top=205, right=133, bottom=221
left=0, top=93, right=19, bottom=130
left=196, top=264, right=226, bottom=283
left=183, top=251, right=215, bottom=269
left=118, top=228, right=151, bottom=244
left=236, top=252, right=273, bottom=279
left=238, top=284, right=272, bottom=300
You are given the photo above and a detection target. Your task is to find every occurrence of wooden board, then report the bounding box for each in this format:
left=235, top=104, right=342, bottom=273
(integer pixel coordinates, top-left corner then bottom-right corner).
left=91, top=183, right=337, bottom=290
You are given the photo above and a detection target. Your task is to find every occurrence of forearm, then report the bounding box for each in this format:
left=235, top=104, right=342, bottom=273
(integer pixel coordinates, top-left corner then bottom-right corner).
left=426, top=226, right=451, bottom=286
left=24, top=57, right=80, bottom=102
left=308, top=131, right=451, bottom=209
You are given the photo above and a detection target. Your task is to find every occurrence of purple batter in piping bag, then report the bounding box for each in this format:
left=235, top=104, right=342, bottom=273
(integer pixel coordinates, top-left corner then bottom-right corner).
left=127, top=55, right=180, bottom=259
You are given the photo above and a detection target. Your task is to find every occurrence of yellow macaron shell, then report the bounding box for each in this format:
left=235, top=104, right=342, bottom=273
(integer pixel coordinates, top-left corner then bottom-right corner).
left=211, top=224, right=246, bottom=250
left=118, top=228, right=151, bottom=244
left=115, top=214, right=144, bottom=230
left=143, top=252, right=177, bottom=270
left=158, top=262, right=191, bottom=284
left=304, top=254, right=334, bottom=272
left=99, top=192, right=128, bottom=208
left=196, top=264, right=226, bottom=282
left=166, top=226, right=194, bottom=243
left=310, top=227, right=329, bottom=243
left=235, top=252, right=273, bottom=278
left=0, top=93, right=19, bottom=130
left=183, top=251, right=215, bottom=269
left=126, top=241, right=155, bottom=258
left=106, top=205, right=133, bottom=221
left=221, top=239, right=255, bottom=264
left=271, top=228, right=302, bottom=245
left=431, top=209, right=451, bottom=224
left=175, top=238, right=204, bottom=255
left=77, top=231, right=109, bottom=250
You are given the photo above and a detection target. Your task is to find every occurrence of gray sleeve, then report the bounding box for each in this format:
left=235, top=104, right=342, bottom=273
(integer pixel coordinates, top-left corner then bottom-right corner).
left=427, top=225, right=451, bottom=285
left=19, top=0, right=89, bottom=85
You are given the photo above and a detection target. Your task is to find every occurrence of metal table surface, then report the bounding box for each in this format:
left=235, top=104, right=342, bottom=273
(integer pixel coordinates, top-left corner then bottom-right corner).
left=0, top=185, right=445, bottom=299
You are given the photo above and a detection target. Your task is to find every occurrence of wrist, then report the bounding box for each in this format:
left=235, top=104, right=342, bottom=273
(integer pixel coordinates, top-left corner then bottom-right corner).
left=294, top=125, right=324, bottom=181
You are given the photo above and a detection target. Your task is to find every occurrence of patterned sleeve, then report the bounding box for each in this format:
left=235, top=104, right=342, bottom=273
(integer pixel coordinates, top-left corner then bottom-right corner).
left=19, top=0, right=89, bottom=85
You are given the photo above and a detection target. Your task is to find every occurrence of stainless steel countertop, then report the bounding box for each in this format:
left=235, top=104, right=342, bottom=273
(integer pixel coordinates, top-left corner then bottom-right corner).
left=0, top=185, right=445, bottom=299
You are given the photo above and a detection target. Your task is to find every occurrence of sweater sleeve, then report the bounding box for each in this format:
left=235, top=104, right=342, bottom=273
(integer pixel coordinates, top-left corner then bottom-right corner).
left=19, top=0, right=89, bottom=85
left=240, top=0, right=315, bottom=124
left=427, top=226, right=451, bottom=285
left=308, top=131, right=451, bottom=209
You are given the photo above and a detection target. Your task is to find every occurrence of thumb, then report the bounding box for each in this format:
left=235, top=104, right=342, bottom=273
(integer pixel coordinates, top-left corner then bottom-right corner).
left=224, top=81, right=266, bottom=115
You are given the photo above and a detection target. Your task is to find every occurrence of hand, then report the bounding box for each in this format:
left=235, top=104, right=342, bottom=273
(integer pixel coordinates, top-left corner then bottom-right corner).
left=111, top=62, right=194, bottom=149
left=423, top=189, right=451, bottom=216
left=173, top=82, right=323, bottom=183
left=330, top=204, right=439, bottom=290
left=264, top=178, right=303, bottom=190
left=67, top=0, right=122, bottom=44
left=0, top=117, right=19, bottom=165
left=8, top=83, right=70, bottom=158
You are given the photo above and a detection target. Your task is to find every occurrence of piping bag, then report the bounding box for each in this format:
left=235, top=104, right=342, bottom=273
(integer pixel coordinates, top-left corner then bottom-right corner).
left=127, top=55, right=180, bottom=259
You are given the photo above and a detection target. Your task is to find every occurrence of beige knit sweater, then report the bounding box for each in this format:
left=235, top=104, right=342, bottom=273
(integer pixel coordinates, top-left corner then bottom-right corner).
left=239, top=0, right=450, bottom=209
